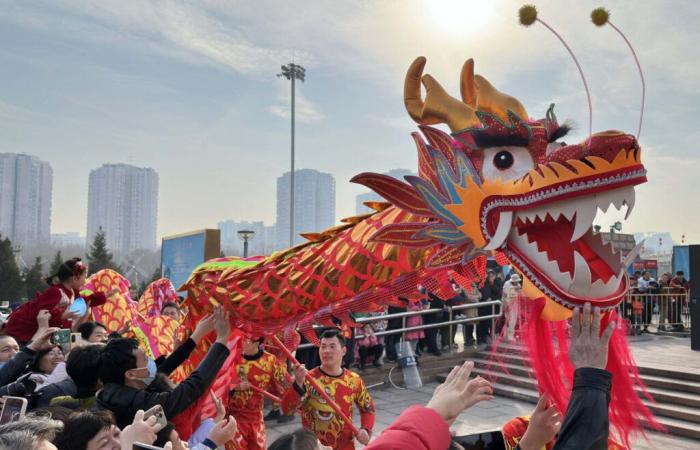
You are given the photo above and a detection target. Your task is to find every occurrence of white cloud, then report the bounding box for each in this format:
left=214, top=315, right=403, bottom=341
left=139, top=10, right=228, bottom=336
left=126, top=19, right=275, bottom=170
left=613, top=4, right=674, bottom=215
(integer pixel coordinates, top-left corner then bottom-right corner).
left=0, top=0, right=313, bottom=75
left=266, top=82, right=324, bottom=123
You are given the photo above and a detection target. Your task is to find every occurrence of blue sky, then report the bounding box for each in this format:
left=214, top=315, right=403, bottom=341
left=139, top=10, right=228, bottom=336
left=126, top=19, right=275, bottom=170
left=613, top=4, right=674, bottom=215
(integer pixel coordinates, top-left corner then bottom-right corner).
left=1, top=0, right=698, bottom=243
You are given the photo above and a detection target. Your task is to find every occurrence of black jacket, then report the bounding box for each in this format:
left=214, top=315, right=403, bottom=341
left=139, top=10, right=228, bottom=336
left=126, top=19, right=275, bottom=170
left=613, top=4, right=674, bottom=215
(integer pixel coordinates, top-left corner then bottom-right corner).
left=514, top=368, right=612, bottom=450
left=96, top=341, right=229, bottom=429
left=553, top=368, right=612, bottom=450
left=157, top=337, right=196, bottom=376
left=34, top=377, right=77, bottom=408
left=0, top=347, right=35, bottom=387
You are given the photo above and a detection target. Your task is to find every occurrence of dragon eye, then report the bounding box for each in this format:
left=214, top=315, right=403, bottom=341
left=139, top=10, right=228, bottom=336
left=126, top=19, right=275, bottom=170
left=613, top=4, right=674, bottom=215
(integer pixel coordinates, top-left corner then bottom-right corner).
left=482, top=146, right=534, bottom=182
left=493, top=150, right=514, bottom=169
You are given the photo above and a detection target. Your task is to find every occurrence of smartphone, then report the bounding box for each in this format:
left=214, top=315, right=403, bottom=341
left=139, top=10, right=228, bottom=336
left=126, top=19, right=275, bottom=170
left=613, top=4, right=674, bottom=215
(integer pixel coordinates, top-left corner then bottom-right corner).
left=70, top=332, right=83, bottom=350
left=133, top=444, right=165, bottom=450
left=453, top=430, right=506, bottom=450
left=51, top=329, right=72, bottom=346
left=0, top=396, right=28, bottom=424
left=143, top=404, right=167, bottom=430
left=68, top=297, right=87, bottom=316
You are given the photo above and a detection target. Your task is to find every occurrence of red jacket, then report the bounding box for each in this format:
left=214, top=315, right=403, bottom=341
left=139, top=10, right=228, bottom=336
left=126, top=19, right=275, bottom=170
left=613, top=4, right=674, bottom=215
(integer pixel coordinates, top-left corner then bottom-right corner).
left=365, top=405, right=451, bottom=450
left=4, top=284, right=106, bottom=342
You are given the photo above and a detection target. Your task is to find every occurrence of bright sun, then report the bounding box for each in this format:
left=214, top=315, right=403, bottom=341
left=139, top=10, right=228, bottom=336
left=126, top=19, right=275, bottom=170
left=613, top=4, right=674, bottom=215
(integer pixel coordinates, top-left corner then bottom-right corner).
left=425, top=0, right=495, bottom=36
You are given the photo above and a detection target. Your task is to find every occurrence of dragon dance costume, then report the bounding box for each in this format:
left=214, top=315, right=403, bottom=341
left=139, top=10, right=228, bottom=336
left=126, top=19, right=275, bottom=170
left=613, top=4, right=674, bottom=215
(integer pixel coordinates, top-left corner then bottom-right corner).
left=225, top=350, right=291, bottom=450
left=175, top=6, right=658, bottom=448
left=282, top=367, right=375, bottom=450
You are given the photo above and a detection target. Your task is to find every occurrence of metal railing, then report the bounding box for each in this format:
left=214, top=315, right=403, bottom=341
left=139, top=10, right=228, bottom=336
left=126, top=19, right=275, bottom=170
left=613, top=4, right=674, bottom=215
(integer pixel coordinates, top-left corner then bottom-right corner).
left=294, top=300, right=502, bottom=350
left=292, top=290, right=691, bottom=350
left=618, top=289, right=691, bottom=332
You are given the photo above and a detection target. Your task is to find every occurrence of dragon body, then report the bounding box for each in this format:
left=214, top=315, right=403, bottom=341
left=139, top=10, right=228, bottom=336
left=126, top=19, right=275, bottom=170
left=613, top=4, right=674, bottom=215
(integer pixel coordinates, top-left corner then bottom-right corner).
left=182, top=57, right=655, bottom=446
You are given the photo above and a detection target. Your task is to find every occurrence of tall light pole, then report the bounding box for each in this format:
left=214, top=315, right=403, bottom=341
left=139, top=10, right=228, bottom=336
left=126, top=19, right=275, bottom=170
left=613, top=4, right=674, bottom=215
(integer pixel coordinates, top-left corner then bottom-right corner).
left=277, top=63, right=306, bottom=246
left=237, top=229, right=256, bottom=258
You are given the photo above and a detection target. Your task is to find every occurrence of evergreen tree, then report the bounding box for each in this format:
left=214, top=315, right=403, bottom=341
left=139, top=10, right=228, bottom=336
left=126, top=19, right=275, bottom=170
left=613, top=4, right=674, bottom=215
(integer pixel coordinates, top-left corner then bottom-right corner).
left=149, top=265, right=162, bottom=283
left=23, top=257, right=45, bottom=299
left=139, top=266, right=162, bottom=293
left=87, top=229, right=119, bottom=274
left=0, top=235, right=24, bottom=302
left=49, top=250, right=63, bottom=276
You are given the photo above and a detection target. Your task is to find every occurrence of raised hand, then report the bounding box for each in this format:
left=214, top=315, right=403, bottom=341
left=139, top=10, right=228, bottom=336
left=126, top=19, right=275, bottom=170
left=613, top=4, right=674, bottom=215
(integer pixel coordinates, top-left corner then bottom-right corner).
left=27, top=327, right=60, bottom=352
left=210, top=391, right=226, bottom=423
left=569, top=302, right=616, bottom=370
left=119, top=409, right=164, bottom=450
left=427, top=361, right=494, bottom=424
left=36, top=309, right=51, bottom=329
left=213, top=306, right=232, bottom=344
left=191, top=313, right=216, bottom=343
left=208, top=415, right=237, bottom=447
left=518, top=395, right=562, bottom=450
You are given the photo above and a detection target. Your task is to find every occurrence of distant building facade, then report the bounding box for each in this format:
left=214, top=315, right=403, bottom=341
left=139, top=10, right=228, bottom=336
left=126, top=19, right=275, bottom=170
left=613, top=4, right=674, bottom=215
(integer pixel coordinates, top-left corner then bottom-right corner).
left=276, top=169, right=335, bottom=248
left=218, top=220, right=267, bottom=256
left=0, top=153, right=52, bottom=247
left=50, top=232, right=85, bottom=247
left=87, top=164, right=158, bottom=254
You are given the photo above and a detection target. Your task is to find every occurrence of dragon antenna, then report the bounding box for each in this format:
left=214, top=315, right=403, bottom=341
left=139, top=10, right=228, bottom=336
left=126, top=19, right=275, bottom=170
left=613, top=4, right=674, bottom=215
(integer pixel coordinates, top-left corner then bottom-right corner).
left=591, top=7, right=646, bottom=140
left=519, top=5, right=593, bottom=147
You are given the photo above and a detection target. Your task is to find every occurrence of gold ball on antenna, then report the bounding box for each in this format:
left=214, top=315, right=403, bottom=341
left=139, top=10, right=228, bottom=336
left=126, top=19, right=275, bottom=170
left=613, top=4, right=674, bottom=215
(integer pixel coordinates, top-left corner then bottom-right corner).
left=591, top=7, right=610, bottom=26
left=519, top=5, right=538, bottom=26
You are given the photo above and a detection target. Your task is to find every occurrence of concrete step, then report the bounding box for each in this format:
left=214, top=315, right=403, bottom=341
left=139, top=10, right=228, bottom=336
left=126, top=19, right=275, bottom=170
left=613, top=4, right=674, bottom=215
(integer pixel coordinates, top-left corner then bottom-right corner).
left=639, top=374, right=700, bottom=395
left=645, top=401, right=700, bottom=425
left=644, top=386, right=700, bottom=409
left=637, top=365, right=700, bottom=383
left=472, top=355, right=700, bottom=397
left=472, top=366, right=700, bottom=410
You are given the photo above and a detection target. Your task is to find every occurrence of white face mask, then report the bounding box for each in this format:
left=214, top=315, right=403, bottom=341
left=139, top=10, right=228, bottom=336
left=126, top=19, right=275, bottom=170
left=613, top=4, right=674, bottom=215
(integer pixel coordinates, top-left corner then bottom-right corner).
left=132, top=358, right=157, bottom=386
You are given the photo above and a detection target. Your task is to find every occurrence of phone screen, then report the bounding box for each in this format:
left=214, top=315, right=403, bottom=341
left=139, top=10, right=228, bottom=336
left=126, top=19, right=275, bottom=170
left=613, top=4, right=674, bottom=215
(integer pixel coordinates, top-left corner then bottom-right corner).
left=0, top=398, right=27, bottom=424
left=133, top=443, right=163, bottom=450
left=453, top=430, right=505, bottom=450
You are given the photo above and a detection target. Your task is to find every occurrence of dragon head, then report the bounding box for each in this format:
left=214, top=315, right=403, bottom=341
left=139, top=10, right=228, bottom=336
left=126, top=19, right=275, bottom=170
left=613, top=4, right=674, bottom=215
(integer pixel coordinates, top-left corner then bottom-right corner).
left=357, top=57, right=646, bottom=320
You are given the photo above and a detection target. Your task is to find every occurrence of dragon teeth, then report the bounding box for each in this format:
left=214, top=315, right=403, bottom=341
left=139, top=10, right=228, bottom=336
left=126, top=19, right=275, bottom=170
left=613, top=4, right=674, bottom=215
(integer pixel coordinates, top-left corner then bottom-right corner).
left=483, top=211, right=513, bottom=251
left=624, top=188, right=636, bottom=220
left=513, top=187, right=635, bottom=243
left=569, top=250, right=592, bottom=297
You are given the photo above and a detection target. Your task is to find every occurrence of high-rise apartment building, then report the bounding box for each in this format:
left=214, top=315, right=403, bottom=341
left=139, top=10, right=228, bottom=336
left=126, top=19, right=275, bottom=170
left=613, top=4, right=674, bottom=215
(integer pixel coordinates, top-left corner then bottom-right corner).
left=0, top=153, right=52, bottom=247
left=276, top=169, right=335, bottom=249
left=87, top=164, right=158, bottom=254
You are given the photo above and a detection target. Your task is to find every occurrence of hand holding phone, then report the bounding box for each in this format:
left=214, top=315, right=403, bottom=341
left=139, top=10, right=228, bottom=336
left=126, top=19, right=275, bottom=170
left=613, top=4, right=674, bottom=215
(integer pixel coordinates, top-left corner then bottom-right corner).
left=143, top=404, right=167, bottom=430
left=0, top=396, right=28, bottom=424
left=51, top=329, right=72, bottom=346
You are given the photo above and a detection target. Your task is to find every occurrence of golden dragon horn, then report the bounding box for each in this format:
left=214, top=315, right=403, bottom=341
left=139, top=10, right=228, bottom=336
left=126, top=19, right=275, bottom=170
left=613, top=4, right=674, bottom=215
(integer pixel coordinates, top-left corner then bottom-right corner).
left=404, top=56, right=479, bottom=131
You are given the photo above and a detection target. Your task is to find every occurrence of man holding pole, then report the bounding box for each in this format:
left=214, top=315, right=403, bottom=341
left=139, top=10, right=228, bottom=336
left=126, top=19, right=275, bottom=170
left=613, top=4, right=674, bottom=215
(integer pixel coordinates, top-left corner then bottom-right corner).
left=226, top=336, right=291, bottom=450
left=282, top=328, right=375, bottom=450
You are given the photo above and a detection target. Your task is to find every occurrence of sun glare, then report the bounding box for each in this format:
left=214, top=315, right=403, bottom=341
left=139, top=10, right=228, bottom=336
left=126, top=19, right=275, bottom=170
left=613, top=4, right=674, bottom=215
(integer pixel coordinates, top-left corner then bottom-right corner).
left=425, top=0, right=495, bottom=36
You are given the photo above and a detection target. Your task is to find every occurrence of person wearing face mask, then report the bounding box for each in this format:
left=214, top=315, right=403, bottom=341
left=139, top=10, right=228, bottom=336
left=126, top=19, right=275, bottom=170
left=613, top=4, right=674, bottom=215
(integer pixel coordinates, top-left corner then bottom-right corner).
left=95, top=307, right=232, bottom=447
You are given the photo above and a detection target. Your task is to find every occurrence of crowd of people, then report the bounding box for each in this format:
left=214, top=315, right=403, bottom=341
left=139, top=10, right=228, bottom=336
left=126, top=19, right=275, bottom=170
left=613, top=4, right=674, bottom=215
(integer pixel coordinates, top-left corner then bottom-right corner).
left=0, top=257, right=628, bottom=450
left=623, top=270, right=690, bottom=334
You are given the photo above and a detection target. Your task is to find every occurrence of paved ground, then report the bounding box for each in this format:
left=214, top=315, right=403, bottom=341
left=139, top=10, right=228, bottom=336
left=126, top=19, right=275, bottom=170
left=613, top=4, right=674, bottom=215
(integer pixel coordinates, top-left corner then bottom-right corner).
left=267, top=335, right=700, bottom=448
left=266, top=380, right=699, bottom=449
left=629, top=334, right=700, bottom=372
